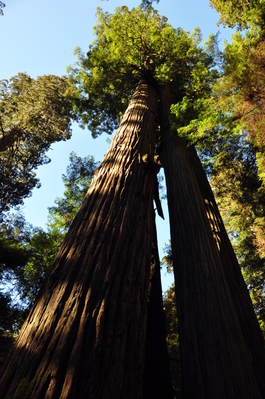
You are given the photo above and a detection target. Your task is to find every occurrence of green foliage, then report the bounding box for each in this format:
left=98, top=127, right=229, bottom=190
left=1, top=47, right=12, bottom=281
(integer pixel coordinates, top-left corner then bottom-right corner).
left=162, top=242, right=182, bottom=396
left=0, top=151, right=98, bottom=361
left=210, top=0, right=265, bottom=32
left=22, top=152, right=98, bottom=305
left=170, top=32, right=220, bottom=132
left=163, top=284, right=182, bottom=398
left=0, top=73, right=75, bottom=213
left=0, top=211, right=32, bottom=312
left=47, top=151, right=99, bottom=234
left=209, top=138, right=265, bottom=333
left=19, top=228, right=58, bottom=304
left=215, top=33, right=265, bottom=185
left=67, top=6, right=217, bottom=137
left=0, top=292, right=25, bottom=366
left=0, top=211, right=31, bottom=364
left=162, top=240, right=173, bottom=273
left=0, top=211, right=32, bottom=277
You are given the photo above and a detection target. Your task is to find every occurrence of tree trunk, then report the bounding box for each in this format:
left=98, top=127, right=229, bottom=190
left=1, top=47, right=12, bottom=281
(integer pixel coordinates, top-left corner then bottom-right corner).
left=187, top=144, right=265, bottom=396
left=158, top=85, right=263, bottom=399
left=143, top=212, right=174, bottom=399
left=0, top=83, right=159, bottom=399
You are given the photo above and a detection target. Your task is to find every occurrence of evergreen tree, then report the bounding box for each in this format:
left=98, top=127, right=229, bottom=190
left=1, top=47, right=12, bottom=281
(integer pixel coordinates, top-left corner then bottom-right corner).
left=210, top=0, right=265, bottom=30
left=202, top=0, right=265, bottom=337
left=0, top=73, right=74, bottom=214
left=1, top=5, right=265, bottom=398
left=0, top=81, right=166, bottom=398
left=208, top=139, right=265, bottom=332
left=0, top=152, right=98, bottom=365
left=0, top=211, right=32, bottom=367
left=22, top=152, right=99, bottom=305
left=160, top=124, right=265, bottom=397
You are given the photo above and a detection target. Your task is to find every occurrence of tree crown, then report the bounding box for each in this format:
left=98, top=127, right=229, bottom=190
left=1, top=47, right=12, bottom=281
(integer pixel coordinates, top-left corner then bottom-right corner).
left=67, top=6, right=217, bottom=138
left=210, top=0, right=265, bottom=32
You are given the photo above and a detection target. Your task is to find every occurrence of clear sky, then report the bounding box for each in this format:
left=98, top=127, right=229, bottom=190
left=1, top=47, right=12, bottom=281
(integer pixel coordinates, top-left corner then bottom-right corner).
left=0, top=0, right=233, bottom=290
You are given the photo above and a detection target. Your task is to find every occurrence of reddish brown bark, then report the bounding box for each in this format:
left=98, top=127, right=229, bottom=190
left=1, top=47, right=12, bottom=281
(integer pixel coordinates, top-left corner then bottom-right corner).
left=160, top=132, right=263, bottom=398
left=156, top=83, right=264, bottom=398
left=187, top=144, right=265, bottom=396
left=0, top=83, right=159, bottom=399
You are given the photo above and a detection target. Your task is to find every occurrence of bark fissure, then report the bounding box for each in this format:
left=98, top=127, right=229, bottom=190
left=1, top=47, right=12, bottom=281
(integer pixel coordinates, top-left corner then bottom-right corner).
left=156, top=83, right=265, bottom=398
left=0, top=83, right=159, bottom=399
left=187, top=145, right=265, bottom=396
left=160, top=133, right=263, bottom=398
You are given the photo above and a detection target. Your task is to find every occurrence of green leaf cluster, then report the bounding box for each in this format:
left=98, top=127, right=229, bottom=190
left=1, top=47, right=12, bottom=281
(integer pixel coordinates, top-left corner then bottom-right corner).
left=210, top=0, right=265, bottom=32
left=0, top=152, right=98, bottom=355
left=0, top=73, right=74, bottom=213
left=163, top=284, right=182, bottom=398
left=47, top=151, right=98, bottom=235
left=23, top=152, right=98, bottom=305
left=209, top=138, right=265, bottom=333
left=194, top=5, right=265, bottom=317
left=0, top=211, right=32, bottom=363
left=0, top=151, right=98, bottom=369
left=162, top=243, right=182, bottom=396
left=67, top=6, right=217, bottom=137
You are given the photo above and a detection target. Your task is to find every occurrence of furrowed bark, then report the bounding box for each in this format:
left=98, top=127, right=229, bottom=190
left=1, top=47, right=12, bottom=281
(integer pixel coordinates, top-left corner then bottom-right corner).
left=0, top=83, right=159, bottom=399
left=159, top=85, right=263, bottom=398
left=187, top=144, right=265, bottom=397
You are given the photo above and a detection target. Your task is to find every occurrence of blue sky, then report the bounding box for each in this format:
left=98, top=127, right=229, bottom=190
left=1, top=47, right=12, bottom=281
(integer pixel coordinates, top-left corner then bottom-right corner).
left=0, top=0, right=233, bottom=290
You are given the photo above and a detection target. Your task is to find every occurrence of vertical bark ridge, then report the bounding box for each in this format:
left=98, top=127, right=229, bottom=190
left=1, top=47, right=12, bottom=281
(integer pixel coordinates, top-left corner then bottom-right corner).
left=160, top=132, right=263, bottom=399
left=0, top=83, right=159, bottom=399
left=187, top=145, right=265, bottom=396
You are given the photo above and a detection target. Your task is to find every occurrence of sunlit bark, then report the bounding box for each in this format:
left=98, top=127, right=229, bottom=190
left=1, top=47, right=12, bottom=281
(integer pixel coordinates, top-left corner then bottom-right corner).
left=159, top=85, right=265, bottom=398
left=188, top=144, right=265, bottom=396
left=0, top=83, right=159, bottom=399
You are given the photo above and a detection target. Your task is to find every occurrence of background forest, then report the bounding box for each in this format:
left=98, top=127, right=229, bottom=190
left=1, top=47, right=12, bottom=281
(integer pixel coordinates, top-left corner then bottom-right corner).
left=1, top=0, right=265, bottom=397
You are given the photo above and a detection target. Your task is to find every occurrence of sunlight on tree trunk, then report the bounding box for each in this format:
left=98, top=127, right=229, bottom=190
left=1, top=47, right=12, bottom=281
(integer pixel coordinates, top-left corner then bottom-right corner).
left=158, top=84, right=264, bottom=399
left=0, top=83, right=160, bottom=399
left=161, top=133, right=263, bottom=398
left=188, top=144, right=265, bottom=396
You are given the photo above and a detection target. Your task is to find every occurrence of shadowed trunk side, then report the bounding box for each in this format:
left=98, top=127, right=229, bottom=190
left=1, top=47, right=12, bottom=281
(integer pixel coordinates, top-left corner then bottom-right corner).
left=158, top=85, right=263, bottom=398
left=143, top=211, right=174, bottom=399
left=0, top=83, right=159, bottom=399
left=187, top=144, right=265, bottom=396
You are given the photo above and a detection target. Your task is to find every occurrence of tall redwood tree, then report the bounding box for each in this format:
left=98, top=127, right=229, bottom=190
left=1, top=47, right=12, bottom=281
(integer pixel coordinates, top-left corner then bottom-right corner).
left=0, top=83, right=165, bottom=398
left=1, top=5, right=265, bottom=399
left=159, top=84, right=265, bottom=397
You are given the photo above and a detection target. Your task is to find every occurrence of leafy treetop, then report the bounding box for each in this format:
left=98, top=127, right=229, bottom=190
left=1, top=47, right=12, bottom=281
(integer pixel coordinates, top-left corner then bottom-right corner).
left=67, top=5, right=218, bottom=138
left=210, top=0, right=265, bottom=32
